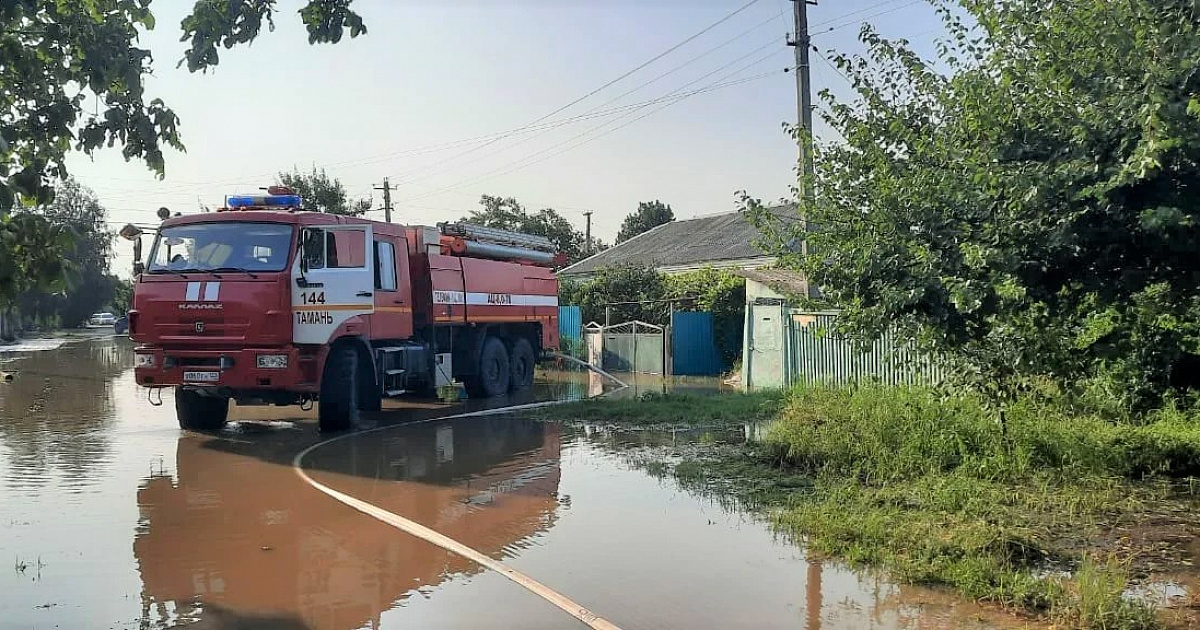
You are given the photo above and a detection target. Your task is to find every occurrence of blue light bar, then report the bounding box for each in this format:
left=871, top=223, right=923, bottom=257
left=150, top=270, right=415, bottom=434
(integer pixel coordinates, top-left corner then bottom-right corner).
left=227, top=194, right=303, bottom=208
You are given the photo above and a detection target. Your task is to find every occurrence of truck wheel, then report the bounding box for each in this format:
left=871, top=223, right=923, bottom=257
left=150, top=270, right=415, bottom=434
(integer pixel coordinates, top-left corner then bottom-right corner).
left=465, top=336, right=510, bottom=398
left=319, top=346, right=360, bottom=432
left=509, top=337, right=535, bottom=392
left=175, top=387, right=229, bottom=432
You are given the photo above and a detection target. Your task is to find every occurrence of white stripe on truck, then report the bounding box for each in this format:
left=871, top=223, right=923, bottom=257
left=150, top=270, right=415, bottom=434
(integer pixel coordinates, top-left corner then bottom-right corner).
left=432, top=291, right=558, bottom=307
left=184, top=281, right=222, bottom=302
left=203, top=281, right=221, bottom=301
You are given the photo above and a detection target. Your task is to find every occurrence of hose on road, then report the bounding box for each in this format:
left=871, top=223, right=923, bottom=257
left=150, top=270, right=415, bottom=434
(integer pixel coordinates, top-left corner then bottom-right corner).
left=293, top=357, right=627, bottom=630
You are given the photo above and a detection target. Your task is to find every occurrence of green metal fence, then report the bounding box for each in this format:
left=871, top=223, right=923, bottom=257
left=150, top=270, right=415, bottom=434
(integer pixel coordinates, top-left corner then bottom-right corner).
left=744, top=306, right=943, bottom=390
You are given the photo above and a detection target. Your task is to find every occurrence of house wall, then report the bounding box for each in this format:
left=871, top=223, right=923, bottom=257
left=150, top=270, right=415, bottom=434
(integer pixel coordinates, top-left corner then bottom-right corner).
left=745, top=278, right=787, bottom=303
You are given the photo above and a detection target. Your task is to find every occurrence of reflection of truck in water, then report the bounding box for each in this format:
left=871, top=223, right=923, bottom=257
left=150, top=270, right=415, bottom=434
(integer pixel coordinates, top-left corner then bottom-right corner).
left=134, top=417, right=561, bottom=629
left=126, top=188, right=561, bottom=431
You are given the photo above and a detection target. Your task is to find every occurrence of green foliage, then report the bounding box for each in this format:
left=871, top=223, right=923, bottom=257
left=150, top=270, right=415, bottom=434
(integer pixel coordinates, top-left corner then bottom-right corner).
left=742, top=0, right=1200, bottom=410
left=561, top=265, right=745, bottom=367
left=757, top=385, right=1200, bottom=625
left=665, top=268, right=745, bottom=367
left=765, top=384, right=1200, bottom=482
left=616, top=200, right=674, bottom=244
left=0, top=212, right=71, bottom=303
left=1, top=1, right=364, bottom=296
left=16, top=179, right=120, bottom=327
left=560, top=264, right=668, bottom=325
left=597, top=385, right=1184, bottom=627
left=278, top=167, right=371, bottom=216
left=111, top=279, right=134, bottom=314
left=1073, top=556, right=1159, bottom=630
left=536, top=391, right=785, bottom=428
left=180, top=0, right=366, bottom=72
left=464, top=195, right=588, bottom=265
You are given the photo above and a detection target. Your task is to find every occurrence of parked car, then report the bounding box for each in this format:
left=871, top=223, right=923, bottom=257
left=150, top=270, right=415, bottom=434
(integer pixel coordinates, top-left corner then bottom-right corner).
left=114, top=316, right=129, bottom=335
left=89, top=312, right=116, bottom=326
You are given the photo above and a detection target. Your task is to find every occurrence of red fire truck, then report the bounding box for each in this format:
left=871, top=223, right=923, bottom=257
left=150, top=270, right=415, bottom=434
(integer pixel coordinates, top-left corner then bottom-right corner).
left=127, top=189, right=561, bottom=432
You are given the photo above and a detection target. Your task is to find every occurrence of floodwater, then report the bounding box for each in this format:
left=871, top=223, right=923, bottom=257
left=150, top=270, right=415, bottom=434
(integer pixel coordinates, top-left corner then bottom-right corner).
left=0, top=338, right=1036, bottom=629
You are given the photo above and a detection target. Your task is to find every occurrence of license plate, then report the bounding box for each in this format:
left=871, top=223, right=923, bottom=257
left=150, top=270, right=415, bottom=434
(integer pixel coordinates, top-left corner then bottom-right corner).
left=183, top=371, right=220, bottom=383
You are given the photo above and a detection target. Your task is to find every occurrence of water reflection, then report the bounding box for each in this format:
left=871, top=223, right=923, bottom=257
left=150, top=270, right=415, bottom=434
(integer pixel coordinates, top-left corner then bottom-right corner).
left=0, top=338, right=133, bottom=490
left=134, top=417, right=562, bottom=629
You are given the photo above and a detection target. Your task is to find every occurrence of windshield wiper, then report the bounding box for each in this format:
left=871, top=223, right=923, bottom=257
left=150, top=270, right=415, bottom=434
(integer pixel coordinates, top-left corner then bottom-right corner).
left=204, top=267, right=260, bottom=279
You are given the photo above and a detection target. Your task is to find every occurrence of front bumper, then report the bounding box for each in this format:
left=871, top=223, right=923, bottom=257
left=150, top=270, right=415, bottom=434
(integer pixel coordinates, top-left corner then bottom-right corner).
left=134, top=346, right=318, bottom=393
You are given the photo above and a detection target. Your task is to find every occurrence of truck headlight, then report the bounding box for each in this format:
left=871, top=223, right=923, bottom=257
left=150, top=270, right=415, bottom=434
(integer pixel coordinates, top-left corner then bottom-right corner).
left=257, top=354, right=289, bottom=369
left=135, top=353, right=155, bottom=368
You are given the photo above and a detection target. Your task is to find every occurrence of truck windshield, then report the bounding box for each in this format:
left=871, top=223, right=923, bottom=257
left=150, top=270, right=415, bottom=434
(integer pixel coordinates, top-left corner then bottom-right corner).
left=147, top=223, right=294, bottom=273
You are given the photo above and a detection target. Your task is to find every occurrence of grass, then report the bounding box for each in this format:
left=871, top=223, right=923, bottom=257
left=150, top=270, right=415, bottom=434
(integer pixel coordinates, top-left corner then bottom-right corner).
left=560, top=386, right=1200, bottom=629
left=537, top=389, right=785, bottom=428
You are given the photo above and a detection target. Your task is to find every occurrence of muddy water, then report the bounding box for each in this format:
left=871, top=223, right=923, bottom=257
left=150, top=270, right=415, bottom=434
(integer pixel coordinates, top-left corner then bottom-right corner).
left=1, top=338, right=1033, bottom=629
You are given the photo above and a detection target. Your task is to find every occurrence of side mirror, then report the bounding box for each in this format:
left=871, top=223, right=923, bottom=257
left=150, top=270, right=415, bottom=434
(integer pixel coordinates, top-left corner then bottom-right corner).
left=133, top=262, right=145, bottom=275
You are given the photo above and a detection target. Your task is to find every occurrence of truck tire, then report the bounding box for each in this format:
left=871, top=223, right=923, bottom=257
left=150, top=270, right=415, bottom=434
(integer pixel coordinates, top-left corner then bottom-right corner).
left=509, top=337, right=535, bottom=392
left=319, top=345, right=360, bottom=432
left=175, top=387, right=229, bottom=432
left=464, top=336, right=510, bottom=398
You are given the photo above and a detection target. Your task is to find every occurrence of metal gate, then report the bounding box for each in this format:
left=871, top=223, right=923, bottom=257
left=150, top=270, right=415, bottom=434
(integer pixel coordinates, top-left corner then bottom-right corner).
left=588, top=321, right=666, bottom=374
left=670, top=311, right=723, bottom=376
left=558, top=305, right=582, bottom=341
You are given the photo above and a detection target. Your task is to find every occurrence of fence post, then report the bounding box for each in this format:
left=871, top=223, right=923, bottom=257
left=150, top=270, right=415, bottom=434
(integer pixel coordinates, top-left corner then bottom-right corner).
left=632, top=320, right=638, bottom=375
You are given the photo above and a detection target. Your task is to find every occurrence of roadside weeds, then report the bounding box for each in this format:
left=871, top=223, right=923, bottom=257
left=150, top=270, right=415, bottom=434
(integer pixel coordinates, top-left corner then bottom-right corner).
left=547, top=387, right=1200, bottom=630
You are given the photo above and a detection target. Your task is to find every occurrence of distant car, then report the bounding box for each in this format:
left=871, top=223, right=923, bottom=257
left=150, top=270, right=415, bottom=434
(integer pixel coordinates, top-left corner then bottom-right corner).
left=114, top=316, right=129, bottom=335
left=89, top=312, right=116, bottom=327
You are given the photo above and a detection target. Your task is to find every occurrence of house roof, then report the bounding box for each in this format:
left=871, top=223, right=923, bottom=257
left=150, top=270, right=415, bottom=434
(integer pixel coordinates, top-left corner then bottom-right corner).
left=734, top=267, right=811, bottom=299
left=559, top=207, right=793, bottom=277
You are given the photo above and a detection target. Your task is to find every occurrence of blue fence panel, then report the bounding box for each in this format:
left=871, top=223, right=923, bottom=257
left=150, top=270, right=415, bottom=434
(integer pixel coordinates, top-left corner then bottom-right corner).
left=559, top=305, right=583, bottom=341
left=671, top=311, right=724, bottom=376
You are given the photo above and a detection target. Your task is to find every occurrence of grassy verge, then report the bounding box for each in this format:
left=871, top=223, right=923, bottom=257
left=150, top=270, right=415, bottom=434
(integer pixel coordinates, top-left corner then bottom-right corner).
left=553, top=387, right=1200, bottom=630
left=538, top=389, right=785, bottom=427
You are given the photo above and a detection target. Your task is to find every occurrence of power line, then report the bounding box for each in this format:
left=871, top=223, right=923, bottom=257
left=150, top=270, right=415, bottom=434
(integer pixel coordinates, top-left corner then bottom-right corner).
left=397, top=54, right=793, bottom=205
left=386, top=0, right=769, bottom=187
left=525, top=0, right=765, bottom=126
left=809, top=0, right=913, bottom=29
left=394, top=36, right=787, bottom=190
left=810, top=0, right=924, bottom=37
left=814, top=48, right=853, bottom=85
left=396, top=47, right=787, bottom=203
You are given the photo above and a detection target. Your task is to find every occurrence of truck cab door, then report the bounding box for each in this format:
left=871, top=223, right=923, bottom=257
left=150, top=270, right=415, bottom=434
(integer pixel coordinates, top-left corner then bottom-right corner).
left=292, top=224, right=374, bottom=344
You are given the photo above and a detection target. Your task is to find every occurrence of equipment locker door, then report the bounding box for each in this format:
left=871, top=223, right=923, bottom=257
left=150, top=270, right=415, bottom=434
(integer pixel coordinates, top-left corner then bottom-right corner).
left=292, top=224, right=374, bottom=344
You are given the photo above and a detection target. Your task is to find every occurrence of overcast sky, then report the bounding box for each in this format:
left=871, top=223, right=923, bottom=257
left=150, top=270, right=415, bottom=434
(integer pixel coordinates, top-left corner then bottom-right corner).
left=72, top=0, right=943, bottom=275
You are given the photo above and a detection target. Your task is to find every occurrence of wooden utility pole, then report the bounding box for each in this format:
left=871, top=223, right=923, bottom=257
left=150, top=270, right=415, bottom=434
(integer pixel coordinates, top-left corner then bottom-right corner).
left=583, top=210, right=593, bottom=255
left=788, top=0, right=816, bottom=201
left=374, top=178, right=393, bottom=223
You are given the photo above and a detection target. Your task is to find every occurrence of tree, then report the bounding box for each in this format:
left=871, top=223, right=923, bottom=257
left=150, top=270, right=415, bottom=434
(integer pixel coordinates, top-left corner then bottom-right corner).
left=744, top=0, right=1200, bottom=411
left=464, top=195, right=588, bottom=265
left=17, top=179, right=118, bottom=327
left=0, top=1, right=366, bottom=295
left=111, top=279, right=134, bottom=314
left=0, top=212, right=72, bottom=304
left=617, top=200, right=674, bottom=243
left=560, top=265, right=668, bottom=325
left=278, top=168, right=371, bottom=216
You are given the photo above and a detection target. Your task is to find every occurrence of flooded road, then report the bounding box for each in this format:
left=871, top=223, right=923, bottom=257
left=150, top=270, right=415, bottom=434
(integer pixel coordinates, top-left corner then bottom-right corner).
left=1, top=338, right=1035, bottom=629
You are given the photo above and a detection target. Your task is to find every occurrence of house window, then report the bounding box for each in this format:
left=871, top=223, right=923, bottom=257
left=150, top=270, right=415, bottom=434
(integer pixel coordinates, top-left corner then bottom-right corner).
left=375, top=240, right=397, bottom=291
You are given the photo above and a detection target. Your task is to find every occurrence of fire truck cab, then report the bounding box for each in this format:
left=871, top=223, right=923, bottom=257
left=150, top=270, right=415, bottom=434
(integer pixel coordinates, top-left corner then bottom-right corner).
left=128, top=190, right=560, bottom=432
